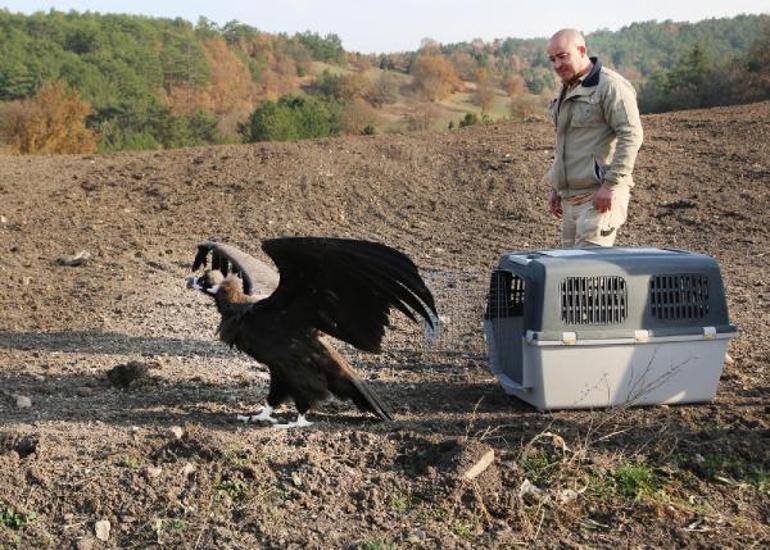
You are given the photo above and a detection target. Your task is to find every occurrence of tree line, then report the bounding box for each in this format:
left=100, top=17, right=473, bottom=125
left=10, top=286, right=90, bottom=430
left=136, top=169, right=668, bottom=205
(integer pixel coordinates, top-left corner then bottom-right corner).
left=0, top=9, right=767, bottom=154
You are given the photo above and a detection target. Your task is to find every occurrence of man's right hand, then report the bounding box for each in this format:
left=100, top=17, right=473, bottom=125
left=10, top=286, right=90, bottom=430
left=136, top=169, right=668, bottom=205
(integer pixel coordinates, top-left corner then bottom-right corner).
left=548, top=190, right=562, bottom=219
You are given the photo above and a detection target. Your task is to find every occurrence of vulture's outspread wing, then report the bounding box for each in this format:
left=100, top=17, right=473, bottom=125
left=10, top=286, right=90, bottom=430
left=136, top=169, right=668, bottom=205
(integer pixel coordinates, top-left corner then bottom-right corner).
left=260, top=237, right=437, bottom=353
left=192, top=241, right=279, bottom=297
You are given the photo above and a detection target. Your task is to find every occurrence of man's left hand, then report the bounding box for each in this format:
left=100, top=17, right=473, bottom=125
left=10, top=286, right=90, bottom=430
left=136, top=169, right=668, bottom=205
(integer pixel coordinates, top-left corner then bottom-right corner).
left=594, top=184, right=614, bottom=213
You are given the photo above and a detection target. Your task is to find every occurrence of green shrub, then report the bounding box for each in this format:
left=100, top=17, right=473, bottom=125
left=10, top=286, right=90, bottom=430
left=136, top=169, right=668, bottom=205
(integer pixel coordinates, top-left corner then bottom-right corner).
left=240, top=94, right=342, bottom=142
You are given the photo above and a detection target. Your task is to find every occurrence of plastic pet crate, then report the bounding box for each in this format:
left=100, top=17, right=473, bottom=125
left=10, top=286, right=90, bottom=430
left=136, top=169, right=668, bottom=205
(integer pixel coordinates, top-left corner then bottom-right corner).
left=484, top=248, right=737, bottom=410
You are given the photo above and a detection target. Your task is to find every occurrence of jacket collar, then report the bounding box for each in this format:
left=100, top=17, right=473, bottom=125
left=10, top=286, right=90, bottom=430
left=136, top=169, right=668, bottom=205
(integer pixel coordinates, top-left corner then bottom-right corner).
left=581, top=57, right=601, bottom=87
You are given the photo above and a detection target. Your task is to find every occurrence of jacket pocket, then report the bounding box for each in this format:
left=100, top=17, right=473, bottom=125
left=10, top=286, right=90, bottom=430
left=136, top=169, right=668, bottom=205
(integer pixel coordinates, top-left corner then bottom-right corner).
left=593, top=156, right=606, bottom=184
left=571, top=95, right=603, bottom=127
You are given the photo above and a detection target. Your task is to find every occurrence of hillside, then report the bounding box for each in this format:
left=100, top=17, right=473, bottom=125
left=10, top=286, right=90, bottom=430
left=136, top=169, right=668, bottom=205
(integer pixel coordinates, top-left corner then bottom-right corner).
left=1, top=10, right=768, bottom=153
left=0, top=102, right=768, bottom=547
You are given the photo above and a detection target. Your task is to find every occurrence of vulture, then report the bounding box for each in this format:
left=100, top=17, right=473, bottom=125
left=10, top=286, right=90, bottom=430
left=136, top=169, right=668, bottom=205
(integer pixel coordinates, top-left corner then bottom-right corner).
left=186, top=237, right=438, bottom=428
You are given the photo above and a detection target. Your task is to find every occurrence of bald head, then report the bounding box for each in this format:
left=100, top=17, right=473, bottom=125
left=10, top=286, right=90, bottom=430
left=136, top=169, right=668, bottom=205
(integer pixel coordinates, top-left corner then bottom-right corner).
left=549, top=29, right=586, bottom=49
left=547, top=28, right=591, bottom=84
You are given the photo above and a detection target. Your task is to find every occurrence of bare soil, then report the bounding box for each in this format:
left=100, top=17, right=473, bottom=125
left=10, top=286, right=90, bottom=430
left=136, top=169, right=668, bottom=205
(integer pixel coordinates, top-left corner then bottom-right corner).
left=0, top=101, right=768, bottom=549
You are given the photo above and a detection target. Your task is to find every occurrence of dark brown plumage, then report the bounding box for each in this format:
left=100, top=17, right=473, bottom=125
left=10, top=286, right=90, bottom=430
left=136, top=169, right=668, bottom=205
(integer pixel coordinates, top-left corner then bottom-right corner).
left=187, top=237, right=438, bottom=427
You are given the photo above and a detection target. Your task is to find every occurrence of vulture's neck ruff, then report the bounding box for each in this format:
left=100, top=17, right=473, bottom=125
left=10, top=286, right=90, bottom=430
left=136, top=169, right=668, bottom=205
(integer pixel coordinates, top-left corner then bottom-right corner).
left=211, top=275, right=257, bottom=314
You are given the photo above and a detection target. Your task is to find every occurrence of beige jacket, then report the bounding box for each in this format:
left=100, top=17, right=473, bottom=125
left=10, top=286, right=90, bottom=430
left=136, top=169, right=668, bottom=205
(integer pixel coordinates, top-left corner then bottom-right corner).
left=545, top=58, right=643, bottom=197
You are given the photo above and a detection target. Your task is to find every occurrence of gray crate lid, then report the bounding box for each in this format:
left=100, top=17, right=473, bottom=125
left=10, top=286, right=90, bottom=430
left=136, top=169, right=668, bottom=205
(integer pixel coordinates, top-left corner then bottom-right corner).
left=492, top=247, right=736, bottom=340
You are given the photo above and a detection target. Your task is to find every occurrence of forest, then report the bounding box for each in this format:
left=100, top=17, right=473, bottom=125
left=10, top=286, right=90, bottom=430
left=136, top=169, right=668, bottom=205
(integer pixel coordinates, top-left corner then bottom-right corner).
left=0, top=9, right=768, bottom=154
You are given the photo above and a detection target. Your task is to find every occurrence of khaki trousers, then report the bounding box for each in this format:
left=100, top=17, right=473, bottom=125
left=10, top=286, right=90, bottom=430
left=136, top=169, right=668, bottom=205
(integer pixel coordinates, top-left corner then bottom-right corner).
left=561, top=185, right=631, bottom=248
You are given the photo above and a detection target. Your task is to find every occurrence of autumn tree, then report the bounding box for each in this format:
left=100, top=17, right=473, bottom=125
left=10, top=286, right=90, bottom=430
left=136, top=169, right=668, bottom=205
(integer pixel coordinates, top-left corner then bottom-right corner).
left=501, top=72, right=527, bottom=97
left=473, top=68, right=496, bottom=113
left=419, top=38, right=441, bottom=56
left=410, top=55, right=462, bottom=101
left=340, top=98, right=381, bottom=134
left=366, top=71, right=400, bottom=107
left=510, top=93, right=548, bottom=121
left=313, top=70, right=371, bottom=103
left=450, top=51, right=479, bottom=81
left=0, top=81, right=96, bottom=154
left=166, top=36, right=257, bottom=137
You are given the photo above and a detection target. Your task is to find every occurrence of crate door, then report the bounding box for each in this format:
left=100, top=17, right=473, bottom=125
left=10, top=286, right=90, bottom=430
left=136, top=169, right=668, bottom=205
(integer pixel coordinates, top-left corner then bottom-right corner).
left=485, top=270, right=527, bottom=386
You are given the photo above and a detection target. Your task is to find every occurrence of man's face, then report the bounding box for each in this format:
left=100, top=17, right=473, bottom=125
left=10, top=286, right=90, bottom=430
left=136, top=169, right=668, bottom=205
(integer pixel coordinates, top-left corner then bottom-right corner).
left=547, top=37, right=588, bottom=83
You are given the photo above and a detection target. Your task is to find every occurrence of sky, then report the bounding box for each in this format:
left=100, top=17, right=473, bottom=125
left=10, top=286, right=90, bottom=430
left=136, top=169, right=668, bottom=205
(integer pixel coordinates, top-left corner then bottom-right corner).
left=1, top=0, right=768, bottom=53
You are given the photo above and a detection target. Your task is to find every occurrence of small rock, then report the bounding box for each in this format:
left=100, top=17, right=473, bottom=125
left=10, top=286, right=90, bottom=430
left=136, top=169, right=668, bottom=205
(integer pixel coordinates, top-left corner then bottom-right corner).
left=0, top=215, right=7, bottom=224
left=145, top=466, right=162, bottom=478
left=724, top=353, right=734, bottom=365
left=15, top=395, right=32, bottom=408
left=106, top=361, right=148, bottom=389
left=291, top=471, right=303, bottom=487
left=94, top=519, right=111, bottom=541
left=56, top=250, right=91, bottom=267
left=181, top=463, right=196, bottom=477
left=518, top=479, right=545, bottom=504
left=462, top=449, right=495, bottom=480
left=557, top=488, right=579, bottom=503
left=76, top=387, right=95, bottom=397
left=76, top=537, right=94, bottom=550
left=169, top=426, right=184, bottom=440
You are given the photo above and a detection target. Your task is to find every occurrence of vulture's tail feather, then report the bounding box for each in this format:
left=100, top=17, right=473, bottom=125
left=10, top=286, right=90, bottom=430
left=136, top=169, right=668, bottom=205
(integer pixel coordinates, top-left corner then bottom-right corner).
left=329, top=373, right=393, bottom=422
left=349, top=375, right=394, bottom=422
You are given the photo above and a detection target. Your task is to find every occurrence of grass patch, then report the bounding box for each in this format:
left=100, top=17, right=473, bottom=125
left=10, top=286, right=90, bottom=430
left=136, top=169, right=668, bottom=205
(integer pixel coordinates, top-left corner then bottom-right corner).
left=359, top=541, right=396, bottom=550
left=453, top=513, right=482, bottom=539
left=699, top=454, right=769, bottom=490
left=223, top=448, right=257, bottom=470
left=612, top=462, right=663, bottom=501
left=213, top=476, right=248, bottom=501
left=520, top=447, right=562, bottom=488
left=0, top=506, right=37, bottom=530
left=122, top=456, right=142, bottom=470
left=388, top=492, right=417, bottom=513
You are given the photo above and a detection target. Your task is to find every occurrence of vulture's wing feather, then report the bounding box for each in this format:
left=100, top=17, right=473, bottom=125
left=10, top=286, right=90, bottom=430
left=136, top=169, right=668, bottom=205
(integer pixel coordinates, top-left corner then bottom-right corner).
left=261, top=237, right=437, bottom=353
left=192, top=241, right=280, bottom=296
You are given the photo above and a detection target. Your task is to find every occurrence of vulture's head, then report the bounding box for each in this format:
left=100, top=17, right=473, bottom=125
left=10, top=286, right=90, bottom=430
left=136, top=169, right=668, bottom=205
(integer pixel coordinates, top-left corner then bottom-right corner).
left=187, top=270, right=254, bottom=306
left=186, top=269, right=225, bottom=296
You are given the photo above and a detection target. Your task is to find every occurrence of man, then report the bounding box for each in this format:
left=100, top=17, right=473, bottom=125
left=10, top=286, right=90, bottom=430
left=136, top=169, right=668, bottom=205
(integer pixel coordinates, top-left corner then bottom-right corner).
left=544, top=29, right=643, bottom=247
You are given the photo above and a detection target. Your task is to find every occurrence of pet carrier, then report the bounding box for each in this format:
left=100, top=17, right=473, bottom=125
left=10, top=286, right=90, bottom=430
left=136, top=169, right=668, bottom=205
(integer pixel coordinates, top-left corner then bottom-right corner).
left=484, top=248, right=736, bottom=410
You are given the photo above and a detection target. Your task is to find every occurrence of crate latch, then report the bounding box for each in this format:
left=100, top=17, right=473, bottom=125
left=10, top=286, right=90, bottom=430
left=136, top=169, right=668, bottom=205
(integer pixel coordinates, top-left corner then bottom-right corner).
left=561, top=331, right=577, bottom=345
left=703, top=326, right=717, bottom=340
left=634, top=330, right=649, bottom=343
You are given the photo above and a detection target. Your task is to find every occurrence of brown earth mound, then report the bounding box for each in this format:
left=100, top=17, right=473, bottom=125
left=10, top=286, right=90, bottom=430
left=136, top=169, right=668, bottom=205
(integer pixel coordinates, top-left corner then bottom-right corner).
left=0, top=102, right=768, bottom=548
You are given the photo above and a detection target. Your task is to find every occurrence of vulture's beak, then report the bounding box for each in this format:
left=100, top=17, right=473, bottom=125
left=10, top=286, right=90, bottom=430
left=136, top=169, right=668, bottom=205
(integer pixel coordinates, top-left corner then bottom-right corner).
left=186, top=275, right=201, bottom=290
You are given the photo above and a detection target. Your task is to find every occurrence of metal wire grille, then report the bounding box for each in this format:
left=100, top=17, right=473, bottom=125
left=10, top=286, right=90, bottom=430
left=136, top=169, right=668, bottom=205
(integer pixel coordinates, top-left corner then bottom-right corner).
left=650, top=274, right=709, bottom=320
left=560, top=276, right=627, bottom=325
left=485, top=270, right=525, bottom=319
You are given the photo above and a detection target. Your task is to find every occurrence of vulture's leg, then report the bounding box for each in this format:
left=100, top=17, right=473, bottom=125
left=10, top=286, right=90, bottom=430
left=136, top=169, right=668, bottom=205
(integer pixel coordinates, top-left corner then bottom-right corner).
left=274, top=413, right=313, bottom=429
left=238, top=374, right=288, bottom=424
left=274, top=396, right=314, bottom=429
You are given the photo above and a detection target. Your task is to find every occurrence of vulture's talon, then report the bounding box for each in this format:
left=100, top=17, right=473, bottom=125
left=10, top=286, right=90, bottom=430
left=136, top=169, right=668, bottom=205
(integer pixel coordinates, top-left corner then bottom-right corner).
left=274, top=414, right=313, bottom=429
left=249, top=405, right=278, bottom=423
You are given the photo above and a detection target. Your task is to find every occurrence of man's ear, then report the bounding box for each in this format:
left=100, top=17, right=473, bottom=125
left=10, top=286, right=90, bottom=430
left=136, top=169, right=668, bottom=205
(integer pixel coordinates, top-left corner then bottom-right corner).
left=577, top=45, right=587, bottom=57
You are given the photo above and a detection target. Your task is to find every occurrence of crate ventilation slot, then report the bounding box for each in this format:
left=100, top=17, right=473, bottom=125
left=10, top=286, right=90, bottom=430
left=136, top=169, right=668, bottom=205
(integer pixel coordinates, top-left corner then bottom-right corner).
left=650, top=274, right=709, bottom=320
left=485, top=270, right=525, bottom=319
left=560, top=276, right=627, bottom=325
